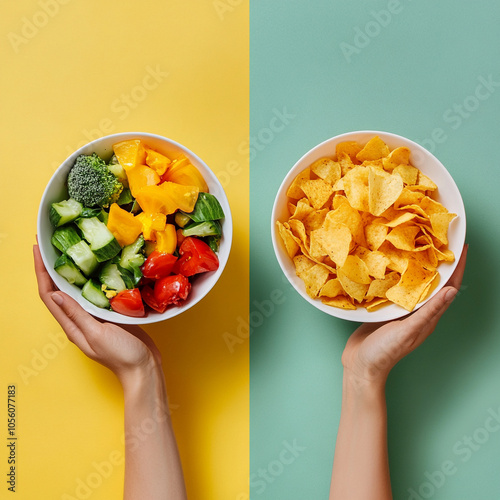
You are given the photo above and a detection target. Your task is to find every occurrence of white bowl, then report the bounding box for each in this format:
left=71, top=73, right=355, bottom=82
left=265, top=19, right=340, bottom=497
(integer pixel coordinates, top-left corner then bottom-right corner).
left=271, top=130, right=466, bottom=323
left=38, top=132, right=232, bottom=325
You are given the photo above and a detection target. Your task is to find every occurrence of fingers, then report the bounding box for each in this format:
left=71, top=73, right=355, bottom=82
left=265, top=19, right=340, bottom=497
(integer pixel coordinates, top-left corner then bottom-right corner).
left=400, top=286, right=457, bottom=349
left=448, top=243, right=468, bottom=290
left=33, top=245, right=58, bottom=297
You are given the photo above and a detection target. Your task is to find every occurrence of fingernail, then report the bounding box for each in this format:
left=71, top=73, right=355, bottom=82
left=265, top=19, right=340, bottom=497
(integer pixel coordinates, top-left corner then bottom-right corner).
left=445, top=288, right=458, bottom=303
left=51, top=293, right=63, bottom=306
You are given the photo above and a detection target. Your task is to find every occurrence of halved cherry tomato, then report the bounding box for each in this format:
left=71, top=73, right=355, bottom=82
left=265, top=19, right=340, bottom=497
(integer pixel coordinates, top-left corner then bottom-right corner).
left=154, top=275, right=191, bottom=308
left=173, top=237, right=219, bottom=277
left=142, top=250, right=177, bottom=280
left=110, top=289, right=145, bottom=317
left=142, top=285, right=167, bottom=314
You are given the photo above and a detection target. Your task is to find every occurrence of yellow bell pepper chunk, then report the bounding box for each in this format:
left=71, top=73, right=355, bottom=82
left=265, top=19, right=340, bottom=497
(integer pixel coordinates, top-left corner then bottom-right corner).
left=113, top=139, right=147, bottom=171
left=155, top=224, right=177, bottom=254
left=127, top=164, right=160, bottom=198
left=136, top=212, right=166, bottom=241
left=145, top=147, right=171, bottom=176
left=135, top=182, right=199, bottom=215
left=107, top=203, right=143, bottom=247
left=163, top=154, right=209, bottom=192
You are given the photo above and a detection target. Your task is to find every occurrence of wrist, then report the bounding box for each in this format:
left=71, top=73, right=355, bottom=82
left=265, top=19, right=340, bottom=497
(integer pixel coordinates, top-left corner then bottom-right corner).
left=342, top=368, right=387, bottom=408
left=119, top=355, right=164, bottom=400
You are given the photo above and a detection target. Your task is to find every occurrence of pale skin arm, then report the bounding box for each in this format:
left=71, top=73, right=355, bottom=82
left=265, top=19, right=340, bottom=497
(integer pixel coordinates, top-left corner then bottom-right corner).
left=330, top=244, right=468, bottom=500
left=34, top=244, right=187, bottom=500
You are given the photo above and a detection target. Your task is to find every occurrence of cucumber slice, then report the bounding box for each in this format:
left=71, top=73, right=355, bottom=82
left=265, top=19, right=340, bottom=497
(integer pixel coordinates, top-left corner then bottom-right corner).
left=120, top=235, right=145, bottom=270
left=182, top=220, right=222, bottom=238
left=82, top=280, right=110, bottom=309
left=49, top=199, right=83, bottom=227
left=66, top=240, right=98, bottom=276
left=97, top=209, right=109, bottom=225
left=117, top=265, right=136, bottom=289
left=51, top=225, right=81, bottom=253
left=99, top=262, right=126, bottom=292
left=75, top=217, right=121, bottom=262
left=188, top=193, right=224, bottom=222
left=54, top=254, right=87, bottom=287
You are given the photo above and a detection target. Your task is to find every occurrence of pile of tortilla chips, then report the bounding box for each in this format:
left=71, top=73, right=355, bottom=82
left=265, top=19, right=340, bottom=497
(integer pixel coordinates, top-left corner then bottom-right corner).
left=277, top=136, right=457, bottom=312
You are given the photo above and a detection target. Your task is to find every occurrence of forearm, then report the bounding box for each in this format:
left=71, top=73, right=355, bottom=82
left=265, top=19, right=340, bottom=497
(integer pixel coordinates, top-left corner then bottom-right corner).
left=329, top=372, right=392, bottom=500
left=121, top=361, right=187, bottom=500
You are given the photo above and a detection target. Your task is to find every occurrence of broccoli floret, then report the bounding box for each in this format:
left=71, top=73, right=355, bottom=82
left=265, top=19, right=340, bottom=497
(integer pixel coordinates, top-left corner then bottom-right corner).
left=67, top=153, right=123, bottom=207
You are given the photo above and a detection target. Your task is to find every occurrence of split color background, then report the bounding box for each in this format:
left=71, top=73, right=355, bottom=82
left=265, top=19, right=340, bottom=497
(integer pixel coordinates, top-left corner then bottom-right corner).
left=0, top=1, right=248, bottom=499
left=250, top=1, right=500, bottom=499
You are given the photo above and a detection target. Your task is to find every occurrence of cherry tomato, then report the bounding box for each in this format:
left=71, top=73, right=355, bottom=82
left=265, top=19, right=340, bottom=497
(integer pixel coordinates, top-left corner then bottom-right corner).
left=141, top=285, right=167, bottom=314
left=154, top=275, right=191, bottom=308
left=110, top=289, right=145, bottom=317
left=142, top=251, right=177, bottom=280
left=173, top=237, right=219, bottom=277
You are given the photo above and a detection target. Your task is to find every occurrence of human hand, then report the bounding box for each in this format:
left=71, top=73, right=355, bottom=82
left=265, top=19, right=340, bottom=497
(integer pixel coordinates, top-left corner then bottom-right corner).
left=34, top=244, right=162, bottom=386
left=341, top=244, right=468, bottom=389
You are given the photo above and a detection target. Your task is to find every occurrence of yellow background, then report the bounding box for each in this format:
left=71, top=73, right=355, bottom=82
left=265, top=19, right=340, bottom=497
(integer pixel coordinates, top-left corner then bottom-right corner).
left=0, top=1, right=248, bottom=499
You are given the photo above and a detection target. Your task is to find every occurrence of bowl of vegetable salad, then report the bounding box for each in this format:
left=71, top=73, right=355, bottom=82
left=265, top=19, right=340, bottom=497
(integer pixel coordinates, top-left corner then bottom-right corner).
left=37, top=132, right=232, bottom=324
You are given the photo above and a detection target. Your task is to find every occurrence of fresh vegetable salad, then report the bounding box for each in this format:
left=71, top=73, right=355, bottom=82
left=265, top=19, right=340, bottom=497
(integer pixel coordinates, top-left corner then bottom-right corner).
left=49, top=139, right=224, bottom=317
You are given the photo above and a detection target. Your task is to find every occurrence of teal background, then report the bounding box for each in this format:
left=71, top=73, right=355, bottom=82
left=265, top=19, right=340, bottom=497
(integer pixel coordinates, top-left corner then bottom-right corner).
left=250, top=1, right=500, bottom=499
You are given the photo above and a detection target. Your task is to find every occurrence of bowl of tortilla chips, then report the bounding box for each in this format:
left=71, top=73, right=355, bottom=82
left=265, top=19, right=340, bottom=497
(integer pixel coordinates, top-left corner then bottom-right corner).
left=272, top=131, right=466, bottom=322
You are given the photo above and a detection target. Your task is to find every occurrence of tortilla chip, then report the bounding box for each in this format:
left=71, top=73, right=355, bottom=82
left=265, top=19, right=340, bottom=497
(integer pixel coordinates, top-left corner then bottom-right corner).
left=343, top=166, right=369, bottom=212
left=314, top=223, right=351, bottom=267
left=322, top=296, right=357, bottom=310
left=319, top=278, right=345, bottom=298
left=290, top=198, right=313, bottom=221
left=365, top=221, right=389, bottom=251
left=366, top=272, right=401, bottom=301
left=361, top=250, right=391, bottom=279
left=276, top=221, right=299, bottom=259
left=301, top=179, right=334, bottom=209
left=393, top=164, right=419, bottom=185
left=386, top=224, right=421, bottom=251
left=303, top=208, right=329, bottom=232
left=337, top=269, right=369, bottom=303
left=339, top=255, right=372, bottom=284
left=302, top=264, right=330, bottom=298
left=368, top=167, right=404, bottom=216
left=429, top=212, right=456, bottom=245
left=338, top=152, right=355, bottom=176
left=293, top=254, right=315, bottom=277
left=336, top=141, right=363, bottom=162
left=324, top=199, right=366, bottom=247
left=386, top=260, right=437, bottom=311
left=310, top=158, right=341, bottom=186
left=366, top=298, right=390, bottom=312
left=287, top=167, right=310, bottom=199
left=356, top=136, right=390, bottom=162
left=382, top=146, right=411, bottom=171
left=395, top=188, right=424, bottom=208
